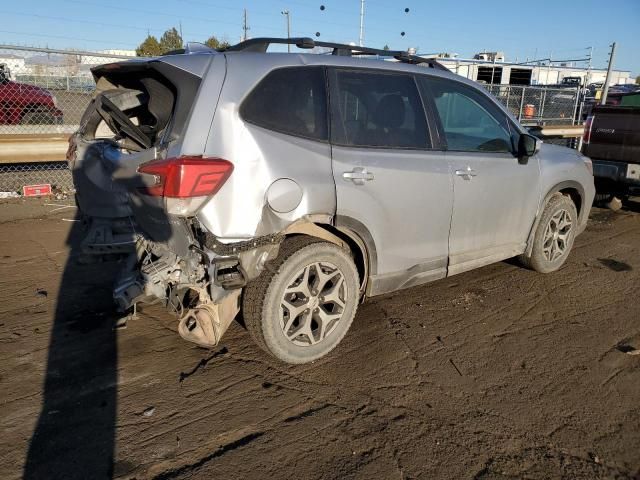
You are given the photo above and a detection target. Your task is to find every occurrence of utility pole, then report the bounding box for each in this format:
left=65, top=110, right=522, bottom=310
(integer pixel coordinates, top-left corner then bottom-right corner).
left=179, top=21, right=184, bottom=47
left=359, top=0, right=365, bottom=47
left=281, top=10, right=291, bottom=52
left=601, top=42, right=617, bottom=105
left=585, top=46, right=593, bottom=86
left=242, top=9, right=249, bottom=42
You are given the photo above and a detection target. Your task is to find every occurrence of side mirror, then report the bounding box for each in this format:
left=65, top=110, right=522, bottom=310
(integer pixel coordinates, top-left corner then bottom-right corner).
left=517, top=133, right=537, bottom=164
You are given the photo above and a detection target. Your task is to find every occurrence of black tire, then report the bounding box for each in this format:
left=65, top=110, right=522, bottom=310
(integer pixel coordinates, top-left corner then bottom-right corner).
left=519, top=194, right=578, bottom=273
left=594, top=193, right=614, bottom=205
left=242, top=236, right=360, bottom=364
left=20, top=108, right=55, bottom=125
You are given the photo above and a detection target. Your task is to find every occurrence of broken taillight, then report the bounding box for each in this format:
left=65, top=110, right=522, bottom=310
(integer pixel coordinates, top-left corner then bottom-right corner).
left=138, top=156, right=233, bottom=198
left=583, top=115, right=594, bottom=144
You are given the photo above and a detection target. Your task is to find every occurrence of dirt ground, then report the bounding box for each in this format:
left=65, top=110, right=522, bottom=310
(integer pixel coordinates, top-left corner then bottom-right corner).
left=1, top=198, right=639, bottom=480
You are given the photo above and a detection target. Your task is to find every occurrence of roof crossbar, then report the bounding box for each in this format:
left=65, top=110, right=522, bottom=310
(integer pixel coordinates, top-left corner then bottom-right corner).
left=222, top=37, right=448, bottom=70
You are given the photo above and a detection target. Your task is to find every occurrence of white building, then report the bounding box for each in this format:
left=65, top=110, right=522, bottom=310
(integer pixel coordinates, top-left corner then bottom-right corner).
left=423, top=54, right=631, bottom=86
left=0, top=54, right=26, bottom=73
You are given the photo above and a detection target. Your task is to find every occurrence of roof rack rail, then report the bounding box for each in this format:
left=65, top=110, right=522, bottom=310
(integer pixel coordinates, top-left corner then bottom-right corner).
left=222, top=37, right=448, bottom=70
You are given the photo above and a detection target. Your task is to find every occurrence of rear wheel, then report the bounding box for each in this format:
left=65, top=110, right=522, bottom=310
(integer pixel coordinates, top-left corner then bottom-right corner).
left=594, top=193, right=614, bottom=204
left=243, top=236, right=360, bottom=364
left=519, top=194, right=578, bottom=273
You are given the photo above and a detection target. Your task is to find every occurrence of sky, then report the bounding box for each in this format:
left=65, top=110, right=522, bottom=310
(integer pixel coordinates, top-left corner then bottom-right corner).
left=1, top=0, right=639, bottom=75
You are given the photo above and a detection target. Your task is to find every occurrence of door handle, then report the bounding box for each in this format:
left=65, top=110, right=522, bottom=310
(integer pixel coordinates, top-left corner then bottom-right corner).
left=343, top=167, right=374, bottom=185
left=455, top=166, right=477, bottom=180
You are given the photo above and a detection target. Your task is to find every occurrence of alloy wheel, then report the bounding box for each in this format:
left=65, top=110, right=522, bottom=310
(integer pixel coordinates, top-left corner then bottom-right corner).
left=279, top=261, right=347, bottom=346
left=542, top=208, right=573, bottom=262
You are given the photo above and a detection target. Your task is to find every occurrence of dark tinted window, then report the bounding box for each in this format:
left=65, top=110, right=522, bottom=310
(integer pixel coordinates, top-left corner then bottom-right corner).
left=241, top=67, right=328, bottom=141
left=329, top=69, right=430, bottom=149
left=418, top=76, right=514, bottom=153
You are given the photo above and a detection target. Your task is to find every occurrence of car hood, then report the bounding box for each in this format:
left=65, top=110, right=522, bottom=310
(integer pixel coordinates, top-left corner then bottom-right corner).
left=537, top=141, right=583, bottom=162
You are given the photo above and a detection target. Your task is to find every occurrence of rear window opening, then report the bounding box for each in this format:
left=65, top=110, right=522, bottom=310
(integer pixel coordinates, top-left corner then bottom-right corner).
left=81, top=71, right=176, bottom=151
left=80, top=63, right=200, bottom=152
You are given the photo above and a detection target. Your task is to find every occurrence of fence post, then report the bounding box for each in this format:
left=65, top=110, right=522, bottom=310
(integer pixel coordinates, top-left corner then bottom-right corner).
left=571, top=86, right=580, bottom=126
left=518, top=87, right=525, bottom=122
left=577, top=92, right=585, bottom=125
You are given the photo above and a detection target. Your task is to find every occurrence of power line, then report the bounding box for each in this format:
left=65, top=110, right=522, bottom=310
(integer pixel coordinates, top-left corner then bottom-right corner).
left=0, top=10, right=237, bottom=42
left=0, top=10, right=159, bottom=33
left=170, top=0, right=401, bottom=38
left=0, top=29, right=135, bottom=47
left=61, top=0, right=268, bottom=31
left=31, top=0, right=414, bottom=47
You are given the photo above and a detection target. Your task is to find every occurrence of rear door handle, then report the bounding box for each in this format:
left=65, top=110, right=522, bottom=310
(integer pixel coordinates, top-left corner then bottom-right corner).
left=455, top=166, right=477, bottom=180
left=343, top=167, right=374, bottom=185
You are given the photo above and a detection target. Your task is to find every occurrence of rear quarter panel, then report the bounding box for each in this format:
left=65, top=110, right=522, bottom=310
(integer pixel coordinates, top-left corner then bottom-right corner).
left=198, top=54, right=335, bottom=240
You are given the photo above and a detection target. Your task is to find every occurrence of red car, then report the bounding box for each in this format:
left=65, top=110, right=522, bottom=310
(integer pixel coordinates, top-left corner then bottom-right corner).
left=0, top=64, right=64, bottom=125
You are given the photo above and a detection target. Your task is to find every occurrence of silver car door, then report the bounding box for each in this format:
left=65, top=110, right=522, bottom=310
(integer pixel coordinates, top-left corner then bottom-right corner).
left=328, top=68, right=453, bottom=296
left=418, top=76, right=541, bottom=276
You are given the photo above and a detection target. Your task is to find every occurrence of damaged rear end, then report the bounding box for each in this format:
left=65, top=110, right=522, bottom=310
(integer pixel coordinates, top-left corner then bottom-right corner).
left=68, top=51, right=245, bottom=347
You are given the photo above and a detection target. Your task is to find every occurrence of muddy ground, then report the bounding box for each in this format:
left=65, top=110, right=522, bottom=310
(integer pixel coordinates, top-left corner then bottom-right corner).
left=1, top=198, right=639, bottom=480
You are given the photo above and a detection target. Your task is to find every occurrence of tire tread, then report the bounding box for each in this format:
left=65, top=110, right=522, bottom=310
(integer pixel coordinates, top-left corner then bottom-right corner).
left=520, top=194, right=577, bottom=273
left=242, top=235, right=323, bottom=355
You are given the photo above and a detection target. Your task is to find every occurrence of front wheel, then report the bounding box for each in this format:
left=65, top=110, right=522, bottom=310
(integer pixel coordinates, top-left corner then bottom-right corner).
left=519, top=194, right=578, bottom=273
left=242, top=236, right=360, bottom=364
left=20, top=108, right=56, bottom=125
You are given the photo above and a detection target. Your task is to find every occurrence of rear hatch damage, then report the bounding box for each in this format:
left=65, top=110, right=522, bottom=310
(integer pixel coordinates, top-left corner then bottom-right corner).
left=68, top=57, right=206, bottom=255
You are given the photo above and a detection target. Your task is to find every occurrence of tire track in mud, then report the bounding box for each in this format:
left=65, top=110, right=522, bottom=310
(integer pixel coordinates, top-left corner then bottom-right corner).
left=2, top=204, right=640, bottom=480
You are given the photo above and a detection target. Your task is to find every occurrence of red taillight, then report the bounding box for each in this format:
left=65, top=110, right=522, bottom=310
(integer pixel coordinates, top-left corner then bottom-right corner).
left=583, top=115, right=594, bottom=144
left=138, top=156, right=233, bottom=198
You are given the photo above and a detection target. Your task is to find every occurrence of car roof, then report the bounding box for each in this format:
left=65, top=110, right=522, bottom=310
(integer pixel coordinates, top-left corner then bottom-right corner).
left=223, top=51, right=460, bottom=82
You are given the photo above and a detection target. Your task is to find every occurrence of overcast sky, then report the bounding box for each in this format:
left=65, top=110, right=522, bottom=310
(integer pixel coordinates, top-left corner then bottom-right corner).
left=1, top=0, right=638, bottom=75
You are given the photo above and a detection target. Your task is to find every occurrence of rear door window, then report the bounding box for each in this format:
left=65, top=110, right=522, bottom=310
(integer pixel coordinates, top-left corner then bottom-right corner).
left=418, top=76, right=514, bottom=153
left=240, top=66, right=328, bottom=141
left=329, top=69, right=430, bottom=149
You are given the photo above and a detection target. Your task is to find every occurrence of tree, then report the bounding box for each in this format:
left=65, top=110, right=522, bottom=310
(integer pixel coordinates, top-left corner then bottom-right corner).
left=383, top=44, right=390, bottom=51
left=205, top=35, right=231, bottom=50
left=159, top=28, right=183, bottom=52
left=136, top=35, right=162, bottom=57
left=636, top=75, right=640, bottom=85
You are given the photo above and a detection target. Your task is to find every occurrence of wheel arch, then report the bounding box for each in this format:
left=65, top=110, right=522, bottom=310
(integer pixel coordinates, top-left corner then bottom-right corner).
left=525, top=180, right=585, bottom=256
left=281, top=215, right=377, bottom=296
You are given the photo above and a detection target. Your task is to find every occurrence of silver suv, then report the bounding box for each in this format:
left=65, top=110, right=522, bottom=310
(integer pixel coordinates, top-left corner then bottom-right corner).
left=69, top=38, right=595, bottom=364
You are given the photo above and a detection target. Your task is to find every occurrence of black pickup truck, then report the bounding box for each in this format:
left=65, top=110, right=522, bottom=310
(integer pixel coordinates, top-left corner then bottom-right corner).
left=582, top=93, right=640, bottom=201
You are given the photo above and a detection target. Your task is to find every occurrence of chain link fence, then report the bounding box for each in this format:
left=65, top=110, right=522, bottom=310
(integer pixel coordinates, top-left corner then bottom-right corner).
left=0, top=162, right=72, bottom=194
left=1, top=45, right=134, bottom=193
left=484, top=84, right=584, bottom=126
left=0, top=45, right=133, bottom=135
left=1, top=44, right=588, bottom=195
